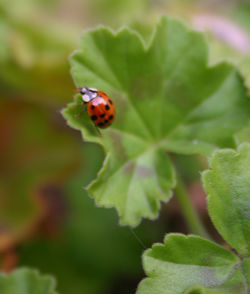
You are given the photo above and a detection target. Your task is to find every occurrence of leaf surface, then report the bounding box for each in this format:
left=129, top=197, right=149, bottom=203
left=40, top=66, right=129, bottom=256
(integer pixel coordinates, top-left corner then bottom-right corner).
left=63, top=16, right=250, bottom=226
left=136, top=234, right=243, bottom=294
left=203, top=143, right=250, bottom=256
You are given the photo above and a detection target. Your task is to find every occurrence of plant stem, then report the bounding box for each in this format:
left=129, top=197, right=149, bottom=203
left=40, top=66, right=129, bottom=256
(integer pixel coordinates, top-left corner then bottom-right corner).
left=174, top=173, right=210, bottom=240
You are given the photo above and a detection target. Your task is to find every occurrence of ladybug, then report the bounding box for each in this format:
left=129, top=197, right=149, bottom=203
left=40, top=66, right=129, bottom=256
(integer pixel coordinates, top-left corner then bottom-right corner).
left=78, top=87, right=115, bottom=129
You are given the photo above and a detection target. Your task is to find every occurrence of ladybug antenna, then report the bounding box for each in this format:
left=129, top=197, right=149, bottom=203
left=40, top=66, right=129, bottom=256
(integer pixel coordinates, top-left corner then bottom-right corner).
left=74, top=87, right=88, bottom=94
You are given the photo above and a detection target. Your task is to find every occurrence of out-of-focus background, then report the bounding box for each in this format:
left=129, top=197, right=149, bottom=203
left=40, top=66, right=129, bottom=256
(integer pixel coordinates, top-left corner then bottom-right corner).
left=0, top=0, right=249, bottom=293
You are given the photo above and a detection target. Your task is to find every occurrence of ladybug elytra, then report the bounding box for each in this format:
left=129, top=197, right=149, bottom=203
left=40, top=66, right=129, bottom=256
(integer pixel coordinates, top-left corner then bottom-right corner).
left=78, top=87, right=115, bottom=129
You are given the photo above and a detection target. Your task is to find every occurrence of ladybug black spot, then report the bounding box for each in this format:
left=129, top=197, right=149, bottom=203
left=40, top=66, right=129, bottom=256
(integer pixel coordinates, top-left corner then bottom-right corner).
left=98, top=122, right=104, bottom=127
left=91, top=105, right=95, bottom=109
left=100, top=113, right=105, bottom=118
left=91, top=115, right=98, bottom=121
left=105, top=119, right=108, bottom=123
left=108, top=99, right=113, bottom=105
left=109, top=115, right=114, bottom=120
left=105, top=105, right=110, bottom=110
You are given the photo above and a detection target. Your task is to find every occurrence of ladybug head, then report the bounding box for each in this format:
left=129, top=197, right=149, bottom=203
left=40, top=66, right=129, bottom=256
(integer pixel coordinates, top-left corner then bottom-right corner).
left=78, top=87, right=87, bottom=94
left=79, top=87, right=98, bottom=103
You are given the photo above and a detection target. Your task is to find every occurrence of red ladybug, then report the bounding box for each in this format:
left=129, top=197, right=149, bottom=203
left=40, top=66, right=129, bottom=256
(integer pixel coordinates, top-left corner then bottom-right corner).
left=78, top=87, right=115, bottom=129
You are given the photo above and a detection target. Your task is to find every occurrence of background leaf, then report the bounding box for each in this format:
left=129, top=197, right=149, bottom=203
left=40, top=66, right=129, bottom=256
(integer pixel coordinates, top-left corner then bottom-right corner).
left=0, top=100, right=82, bottom=252
left=63, top=16, right=250, bottom=226
left=137, top=143, right=250, bottom=293
left=234, top=127, right=250, bottom=145
left=0, top=268, right=57, bottom=294
left=239, top=55, right=250, bottom=91
left=202, top=143, right=250, bottom=256
left=136, top=234, right=244, bottom=294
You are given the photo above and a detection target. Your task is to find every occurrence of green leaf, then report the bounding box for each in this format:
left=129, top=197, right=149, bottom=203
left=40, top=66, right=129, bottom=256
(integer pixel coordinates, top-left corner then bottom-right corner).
left=184, top=260, right=250, bottom=294
left=184, top=285, right=239, bottom=294
left=239, top=55, right=250, bottom=92
left=63, top=16, right=250, bottom=226
left=136, top=234, right=243, bottom=294
left=242, top=258, right=250, bottom=289
left=202, top=143, right=250, bottom=256
left=137, top=144, right=250, bottom=293
left=234, top=127, right=250, bottom=145
left=0, top=268, right=57, bottom=294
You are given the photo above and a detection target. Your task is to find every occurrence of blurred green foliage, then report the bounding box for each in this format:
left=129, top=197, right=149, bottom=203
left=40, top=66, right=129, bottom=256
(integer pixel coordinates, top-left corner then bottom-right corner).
left=0, top=0, right=249, bottom=293
left=232, top=2, right=250, bottom=32
left=0, top=100, right=81, bottom=251
left=89, top=0, right=150, bottom=28
left=0, top=5, right=74, bottom=106
left=18, top=144, right=166, bottom=294
left=0, top=268, right=57, bottom=294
